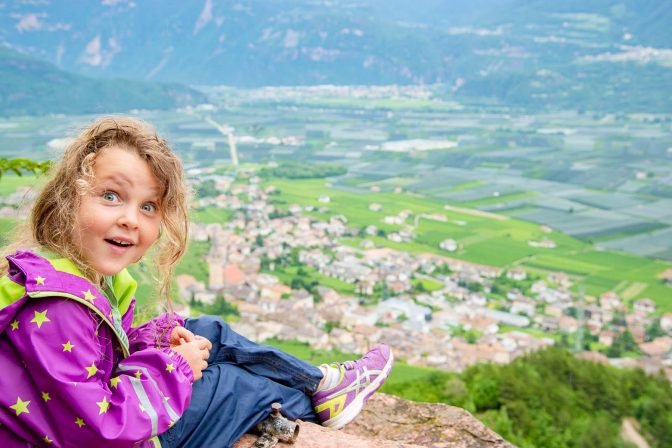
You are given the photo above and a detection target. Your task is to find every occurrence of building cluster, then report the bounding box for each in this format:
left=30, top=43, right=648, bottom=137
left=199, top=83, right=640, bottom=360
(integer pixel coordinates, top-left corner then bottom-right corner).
left=176, top=175, right=672, bottom=378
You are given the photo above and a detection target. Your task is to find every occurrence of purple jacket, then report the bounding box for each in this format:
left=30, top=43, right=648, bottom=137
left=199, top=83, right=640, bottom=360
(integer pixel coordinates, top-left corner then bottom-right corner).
left=0, top=251, right=194, bottom=447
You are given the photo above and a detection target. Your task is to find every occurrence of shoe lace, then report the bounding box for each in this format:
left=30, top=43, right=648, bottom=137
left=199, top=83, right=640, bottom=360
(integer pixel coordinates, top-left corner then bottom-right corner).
left=342, top=360, right=357, bottom=370
left=340, top=348, right=380, bottom=371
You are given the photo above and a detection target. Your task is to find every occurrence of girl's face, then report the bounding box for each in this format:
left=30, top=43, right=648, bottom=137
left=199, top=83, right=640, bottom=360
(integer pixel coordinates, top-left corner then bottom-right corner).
left=75, top=146, right=162, bottom=276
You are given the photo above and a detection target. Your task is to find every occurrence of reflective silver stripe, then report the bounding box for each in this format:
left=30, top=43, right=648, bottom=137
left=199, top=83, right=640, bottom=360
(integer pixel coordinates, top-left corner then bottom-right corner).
left=133, top=365, right=180, bottom=422
left=119, top=364, right=180, bottom=422
left=118, top=365, right=158, bottom=436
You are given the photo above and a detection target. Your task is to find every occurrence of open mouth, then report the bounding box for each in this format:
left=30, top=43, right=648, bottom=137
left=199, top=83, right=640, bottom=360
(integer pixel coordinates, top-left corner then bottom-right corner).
left=105, top=239, right=134, bottom=248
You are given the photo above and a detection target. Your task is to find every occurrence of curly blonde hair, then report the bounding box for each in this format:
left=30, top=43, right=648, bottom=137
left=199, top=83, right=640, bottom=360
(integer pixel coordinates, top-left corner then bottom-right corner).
left=3, top=116, right=189, bottom=304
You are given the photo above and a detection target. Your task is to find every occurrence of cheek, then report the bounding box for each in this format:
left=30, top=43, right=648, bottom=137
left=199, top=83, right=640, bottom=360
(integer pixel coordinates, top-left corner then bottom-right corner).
left=75, top=199, right=101, bottom=231
left=141, top=220, right=162, bottom=247
left=73, top=213, right=95, bottom=241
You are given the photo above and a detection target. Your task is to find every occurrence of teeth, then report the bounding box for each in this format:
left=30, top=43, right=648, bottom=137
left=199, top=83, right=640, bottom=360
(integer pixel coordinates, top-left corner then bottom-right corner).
left=107, top=239, right=132, bottom=247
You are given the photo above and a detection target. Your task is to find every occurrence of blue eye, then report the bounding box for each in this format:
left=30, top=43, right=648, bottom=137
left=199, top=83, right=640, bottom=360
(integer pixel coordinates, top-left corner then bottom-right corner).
left=142, top=203, right=158, bottom=213
left=102, top=191, right=119, bottom=202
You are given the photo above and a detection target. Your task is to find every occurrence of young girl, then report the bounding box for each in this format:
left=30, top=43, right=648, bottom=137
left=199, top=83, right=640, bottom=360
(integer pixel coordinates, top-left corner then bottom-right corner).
left=0, top=117, right=393, bottom=448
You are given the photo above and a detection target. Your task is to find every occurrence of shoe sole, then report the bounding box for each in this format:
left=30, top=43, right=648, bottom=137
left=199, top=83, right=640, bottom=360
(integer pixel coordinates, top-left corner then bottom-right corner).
left=322, top=350, right=395, bottom=430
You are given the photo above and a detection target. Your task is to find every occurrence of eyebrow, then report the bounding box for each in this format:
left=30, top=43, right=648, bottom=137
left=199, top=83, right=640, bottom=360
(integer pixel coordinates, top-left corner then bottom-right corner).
left=101, top=174, right=162, bottom=195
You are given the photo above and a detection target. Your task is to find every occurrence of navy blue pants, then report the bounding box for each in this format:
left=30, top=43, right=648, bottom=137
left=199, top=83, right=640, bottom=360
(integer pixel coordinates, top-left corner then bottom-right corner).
left=158, top=316, right=322, bottom=448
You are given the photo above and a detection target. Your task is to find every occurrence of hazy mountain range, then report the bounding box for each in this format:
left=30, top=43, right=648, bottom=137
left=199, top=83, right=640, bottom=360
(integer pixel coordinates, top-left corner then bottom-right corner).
left=0, top=0, right=670, bottom=113
left=0, top=45, right=205, bottom=115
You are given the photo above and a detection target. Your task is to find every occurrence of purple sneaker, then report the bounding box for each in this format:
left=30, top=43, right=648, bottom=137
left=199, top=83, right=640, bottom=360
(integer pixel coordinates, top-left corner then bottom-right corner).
left=312, top=344, right=394, bottom=429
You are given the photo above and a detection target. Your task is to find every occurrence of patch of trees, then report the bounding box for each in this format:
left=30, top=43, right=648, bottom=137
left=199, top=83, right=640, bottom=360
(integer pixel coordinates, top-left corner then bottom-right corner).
left=290, top=274, right=319, bottom=296
left=458, top=279, right=483, bottom=293
left=606, top=330, right=640, bottom=358
left=646, top=318, right=665, bottom=342
left=190, top=294, right=239, bottom=320
left=490, top=272, right=539, bottom=297
left=196, top=179, right=217, bottom=198
left=383, top=347, right=672, bottom=448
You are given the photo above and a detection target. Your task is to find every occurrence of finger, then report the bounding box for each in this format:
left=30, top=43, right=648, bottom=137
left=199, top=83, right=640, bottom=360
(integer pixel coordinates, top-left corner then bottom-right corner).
left=201, top=338, right=213, bottom=350
left=176, top=327, right=195, bottom=342
left=182, top=328, right=196, bottom=342
left=179, top=337, right=187, bottom=345
left=201, top=360, right=208, bottom=370
left=194, top=335, right=209, bottom=346
left=202, top=349, right=210, bottom=360
left=196, top=338, right=211, bottom=350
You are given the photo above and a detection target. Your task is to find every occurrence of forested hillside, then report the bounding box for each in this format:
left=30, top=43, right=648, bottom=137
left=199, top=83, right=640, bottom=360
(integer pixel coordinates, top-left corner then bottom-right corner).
left=0, top=46, right=205, bottom=115
left=383, top=347, right=672, bottom=448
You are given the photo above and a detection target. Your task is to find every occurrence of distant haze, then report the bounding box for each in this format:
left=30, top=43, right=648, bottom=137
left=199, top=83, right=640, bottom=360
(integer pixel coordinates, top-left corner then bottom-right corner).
left=0, top=1, right=670, bottom=112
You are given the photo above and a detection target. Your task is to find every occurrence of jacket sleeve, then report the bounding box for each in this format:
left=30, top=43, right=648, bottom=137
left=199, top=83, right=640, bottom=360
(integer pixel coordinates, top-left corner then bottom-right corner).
left=8, top=297, right=194, bottom=448
left=127, top=311, right=185, bottom=353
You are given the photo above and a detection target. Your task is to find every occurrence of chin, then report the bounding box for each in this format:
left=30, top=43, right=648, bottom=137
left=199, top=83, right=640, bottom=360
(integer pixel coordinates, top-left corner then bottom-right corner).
left=96, top=265, right=127, bottom=276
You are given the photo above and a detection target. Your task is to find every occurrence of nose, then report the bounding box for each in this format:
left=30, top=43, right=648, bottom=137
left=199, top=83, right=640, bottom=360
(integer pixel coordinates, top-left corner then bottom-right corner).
left=117, top=206, right=139, bottom=229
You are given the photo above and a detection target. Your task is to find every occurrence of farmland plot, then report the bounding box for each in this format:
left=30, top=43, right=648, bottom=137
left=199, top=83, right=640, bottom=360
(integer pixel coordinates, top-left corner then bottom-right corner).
left=598, top=227, right=672, bottom=259
left=619, top=199, right=672, bottom=223
left=475, top=147, right=553, bottom=160
left=351, top=160, right=418, bottom=178
left=408, top=173, right=475, bottom=192
left=480, top=198, right=537, bottom=213
left=514, top=207, right=647, bottom=238
left=441, top=184, right=521, bottom=202
left=567, top=191, right=652, bottom=210
left=464, top=192, right=535, bottom=208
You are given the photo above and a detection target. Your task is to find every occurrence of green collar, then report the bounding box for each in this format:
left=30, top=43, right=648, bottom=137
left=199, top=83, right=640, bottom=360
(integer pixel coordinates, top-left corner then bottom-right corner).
left=35, top=248, right=137, bottom=316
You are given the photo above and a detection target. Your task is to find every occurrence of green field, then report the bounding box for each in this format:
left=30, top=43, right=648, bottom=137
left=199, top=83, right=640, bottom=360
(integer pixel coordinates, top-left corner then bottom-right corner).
left=412, top=277, right=444, bottom=292
left=191, top=207, right=236, bottom=224
left=0, top=173, right=44, bottom=195
left=175, top=240, right=210, bottom=284
left=263, top=178, right=672, bottom=311
left=338, top=177, right=374, bottom=186
left=0, top=217, right=16, bottom=244
left=450, top=180, right=484, bottom=192
left=127, top=262, right=160, bottom=307
left=524, top=254, right=608, bottom=276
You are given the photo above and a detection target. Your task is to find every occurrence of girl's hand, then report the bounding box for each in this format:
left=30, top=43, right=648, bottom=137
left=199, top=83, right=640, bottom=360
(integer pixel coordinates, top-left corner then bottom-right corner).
left=170, top=326, right=195, bottom=348
left=172, top=338, right=212, bottom=381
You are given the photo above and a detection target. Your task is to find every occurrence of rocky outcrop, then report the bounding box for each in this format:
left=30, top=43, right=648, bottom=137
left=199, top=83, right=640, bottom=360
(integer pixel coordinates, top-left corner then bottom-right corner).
left=234, top=393, right=513, bottom=448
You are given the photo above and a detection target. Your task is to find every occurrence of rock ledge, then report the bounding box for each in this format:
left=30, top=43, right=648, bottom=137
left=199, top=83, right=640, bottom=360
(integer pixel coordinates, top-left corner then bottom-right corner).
left=234, top=393, right=513, bottom=448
